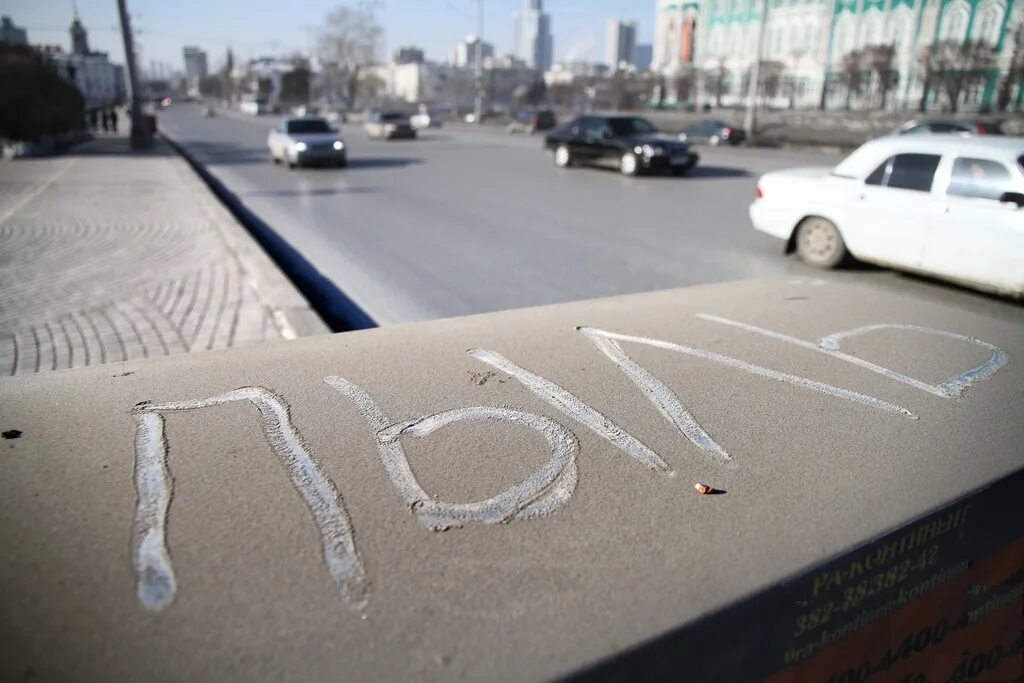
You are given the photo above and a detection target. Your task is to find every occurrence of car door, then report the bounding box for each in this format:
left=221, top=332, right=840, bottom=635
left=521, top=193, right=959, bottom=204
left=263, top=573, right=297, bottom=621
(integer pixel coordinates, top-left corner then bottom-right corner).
left=571, top=117, right=605, bottom=162
left=922, top=155, right=1024, bottom=292
left=842, top=152, right=942, bottom=268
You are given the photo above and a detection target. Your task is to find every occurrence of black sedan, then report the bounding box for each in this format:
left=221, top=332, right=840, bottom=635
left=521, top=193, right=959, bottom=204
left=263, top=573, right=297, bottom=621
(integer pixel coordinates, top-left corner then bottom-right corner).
left=678, top=119, right=746, bottom=146
left=544, top=115, right=699, bottom=176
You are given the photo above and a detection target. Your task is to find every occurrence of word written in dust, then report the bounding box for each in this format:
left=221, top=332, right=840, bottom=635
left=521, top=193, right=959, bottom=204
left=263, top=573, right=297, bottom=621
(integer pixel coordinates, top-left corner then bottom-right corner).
left=129, top=318, right=1007, bottom=612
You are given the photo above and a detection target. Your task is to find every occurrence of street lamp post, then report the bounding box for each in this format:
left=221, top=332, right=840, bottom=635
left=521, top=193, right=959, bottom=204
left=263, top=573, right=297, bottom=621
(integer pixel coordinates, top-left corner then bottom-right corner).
left=474, top=0, right=485, bottom=123
left=116, top=0, right=151, bottom=148
left=743, top=0, right=770, bottom=141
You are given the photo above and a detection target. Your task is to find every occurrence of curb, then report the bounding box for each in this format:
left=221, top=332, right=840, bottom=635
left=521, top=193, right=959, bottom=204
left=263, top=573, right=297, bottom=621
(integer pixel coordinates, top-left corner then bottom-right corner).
left=160, top=128, right=377, bottom=333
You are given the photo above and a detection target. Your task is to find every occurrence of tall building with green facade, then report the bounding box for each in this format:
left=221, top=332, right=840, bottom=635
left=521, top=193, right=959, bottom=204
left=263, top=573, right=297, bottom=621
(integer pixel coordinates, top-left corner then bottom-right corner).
left=653, top=0, right=1023, bottom=110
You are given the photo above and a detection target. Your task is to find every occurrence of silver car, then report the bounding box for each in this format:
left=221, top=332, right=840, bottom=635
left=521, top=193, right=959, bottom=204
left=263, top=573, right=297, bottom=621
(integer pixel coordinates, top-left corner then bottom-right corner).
left=268, top=116, right=347, bottom=168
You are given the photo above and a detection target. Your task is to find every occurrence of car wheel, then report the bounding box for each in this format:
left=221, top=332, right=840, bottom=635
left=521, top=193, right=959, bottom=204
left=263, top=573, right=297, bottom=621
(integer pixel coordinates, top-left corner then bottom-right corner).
left=271, top=153, right=280, bottom=164
left=619, top=152, right=639, bottom=176
left=709, top=135, right=721, bottom=146
left=287, top=160, right=296, bottom=169
left=335, top=157, right=347, bottom=168
left=554, top=145, right=572, bottom=168
left=795, top=217, right=847, bottom=268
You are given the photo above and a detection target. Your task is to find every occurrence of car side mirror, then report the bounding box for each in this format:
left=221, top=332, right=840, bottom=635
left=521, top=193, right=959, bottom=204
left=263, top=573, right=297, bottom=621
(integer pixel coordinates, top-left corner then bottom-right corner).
left=999, top=191, right=1024, bottom=207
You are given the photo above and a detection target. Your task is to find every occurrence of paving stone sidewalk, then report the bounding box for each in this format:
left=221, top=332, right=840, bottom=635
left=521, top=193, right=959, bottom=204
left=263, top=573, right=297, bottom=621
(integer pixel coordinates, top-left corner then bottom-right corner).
left=0, top=134, right=327, bottom=376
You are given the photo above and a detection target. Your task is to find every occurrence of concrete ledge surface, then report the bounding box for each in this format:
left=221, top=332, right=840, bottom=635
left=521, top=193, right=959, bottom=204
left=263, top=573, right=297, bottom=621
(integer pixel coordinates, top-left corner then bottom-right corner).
left=1, top=277, right=1021, bottom=681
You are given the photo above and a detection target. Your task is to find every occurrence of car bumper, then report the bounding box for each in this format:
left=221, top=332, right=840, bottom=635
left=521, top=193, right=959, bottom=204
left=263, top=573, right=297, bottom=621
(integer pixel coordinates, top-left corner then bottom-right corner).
left=385, top=127, right=416, bottom=139
left=749, top=200, right=795, bottom=241
left=292, top=150, right=347, bottom=164
left=644, top=151, right=699, bottom=171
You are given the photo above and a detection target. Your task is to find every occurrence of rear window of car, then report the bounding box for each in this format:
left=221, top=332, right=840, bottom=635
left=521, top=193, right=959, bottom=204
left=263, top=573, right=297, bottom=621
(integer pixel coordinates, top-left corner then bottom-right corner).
left=948, top=157, right=1016, bottom=201
left=865, top=153, right=941, bottom=192
left=287, top=119, right=331, bottom=134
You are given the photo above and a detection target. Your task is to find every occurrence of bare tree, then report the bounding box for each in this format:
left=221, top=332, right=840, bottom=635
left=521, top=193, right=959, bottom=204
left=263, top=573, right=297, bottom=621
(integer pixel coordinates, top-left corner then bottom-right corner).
left=218, top=48, right=235, bottom=101
left=703, top=60, right=730, bottom=108
left=354, top=71, right=385, bottom=110
left=757, top=60, right=785, bottom=106
left=918, top=39, right=997, bottom=112
left=836, top=50, right=868, bottom=110
left=997, top=24, right=1023, bottom=111
left=316, top=5, right=382, bottom=110
left=673, top=69, right=696, bottom=107
left=863, top=44, right=898, bottom=109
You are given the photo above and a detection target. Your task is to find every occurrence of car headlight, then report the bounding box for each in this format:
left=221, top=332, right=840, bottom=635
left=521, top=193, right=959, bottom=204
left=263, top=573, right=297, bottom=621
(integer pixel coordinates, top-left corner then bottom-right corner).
left=333, top=140, right=344, bottom=150
left=642, top=144, right=663, bottom=157
left=294, top=142, right=307, bottom=152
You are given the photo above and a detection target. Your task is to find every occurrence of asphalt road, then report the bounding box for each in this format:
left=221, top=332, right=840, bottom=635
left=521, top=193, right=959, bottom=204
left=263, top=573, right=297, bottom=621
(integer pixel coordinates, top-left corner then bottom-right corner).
left=158, top=106, right=1021, bottom=326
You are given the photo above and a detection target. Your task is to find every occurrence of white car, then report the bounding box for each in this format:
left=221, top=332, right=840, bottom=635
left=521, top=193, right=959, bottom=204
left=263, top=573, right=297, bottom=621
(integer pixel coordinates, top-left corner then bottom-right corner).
left=750, top=135, right=1024, bottom=298
left=268, top=116, right=347, bottom=169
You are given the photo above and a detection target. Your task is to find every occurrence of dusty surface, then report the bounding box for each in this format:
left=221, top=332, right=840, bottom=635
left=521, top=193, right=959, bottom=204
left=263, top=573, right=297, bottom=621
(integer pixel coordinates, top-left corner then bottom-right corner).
left=1, top=278, right=1022, bottom=681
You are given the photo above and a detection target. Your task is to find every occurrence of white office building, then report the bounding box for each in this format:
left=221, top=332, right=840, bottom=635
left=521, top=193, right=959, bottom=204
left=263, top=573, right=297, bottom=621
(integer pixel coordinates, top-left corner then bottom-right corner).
left=451, top=35, right=494, bottom=68
left=514, top=0, right=554, bottom=71
left=606, top=20, right=638, bottom=70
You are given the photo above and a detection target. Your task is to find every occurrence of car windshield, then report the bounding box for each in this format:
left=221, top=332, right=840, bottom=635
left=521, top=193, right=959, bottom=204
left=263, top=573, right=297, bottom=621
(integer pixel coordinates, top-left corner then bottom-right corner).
left=287, top=119, right=331, bottom=134
left=608, top=118, right=658, bottom=136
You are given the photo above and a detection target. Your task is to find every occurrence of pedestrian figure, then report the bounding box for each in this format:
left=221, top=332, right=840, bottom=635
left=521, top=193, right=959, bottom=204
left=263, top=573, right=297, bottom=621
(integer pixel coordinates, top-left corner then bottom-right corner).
left=101, top=110, right=110, bottom=133
left=110, top=109, right=119, bottom=134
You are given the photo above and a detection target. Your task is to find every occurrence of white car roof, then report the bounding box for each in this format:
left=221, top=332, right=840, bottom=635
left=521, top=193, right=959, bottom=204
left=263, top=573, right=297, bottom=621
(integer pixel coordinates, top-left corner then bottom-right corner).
left=834, top=134, right=1024, bottom=177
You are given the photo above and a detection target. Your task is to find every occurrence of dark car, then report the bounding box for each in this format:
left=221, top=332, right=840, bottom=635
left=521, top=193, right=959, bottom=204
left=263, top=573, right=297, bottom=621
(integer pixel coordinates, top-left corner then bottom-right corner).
left=544, top=115, right=699, bottom=176
left=365, top=111, right=416, bottom=140
left=895, top=119, right=1004, bottom=136
left=678, top=119, right=746, bottom=146
left=508, top=108, right=557, bottom=134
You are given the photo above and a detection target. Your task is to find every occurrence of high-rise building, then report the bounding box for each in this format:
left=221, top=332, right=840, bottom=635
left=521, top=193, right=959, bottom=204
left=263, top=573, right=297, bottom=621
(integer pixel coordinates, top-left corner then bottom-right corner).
left=0, top=15, right=28, bottom=45
left=634, top=43, right=653, bottom=71
left=451, top=35, right=494, bottom=68
left=182, top=46, right=208, bottom=83
left=605, top=20, right=637, bottom=71
left=514, top=0, right=553, bottom=72
left=394, top=46, right=425, bottom=65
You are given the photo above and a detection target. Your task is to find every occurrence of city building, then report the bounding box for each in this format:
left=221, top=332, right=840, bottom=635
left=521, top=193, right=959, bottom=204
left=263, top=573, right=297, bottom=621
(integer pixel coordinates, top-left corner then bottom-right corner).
left=41, top=8, right=125, bottom=111
left=634, top=43, right=654, bottom=71
left=451, top=35, right=494, bottom=68
left=0, top=15, right=28, bottom=44
left=394, top=46, right=425, bottom=65
left=652, top=0, right=1024, bottom=111
left=183, top=46, right=208, bottom=85
left=69, top=5, right=89, bottom=55
left=367, top=61, right=475, bottom=110
left=606, top=20, right=638, bottom=70
left=514, top=0, right=554, bottom=71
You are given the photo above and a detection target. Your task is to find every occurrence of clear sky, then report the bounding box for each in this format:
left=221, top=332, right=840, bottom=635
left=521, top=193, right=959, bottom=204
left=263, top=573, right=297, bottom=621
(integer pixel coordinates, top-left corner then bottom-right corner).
left=2, top=0, right=655, bottom=74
